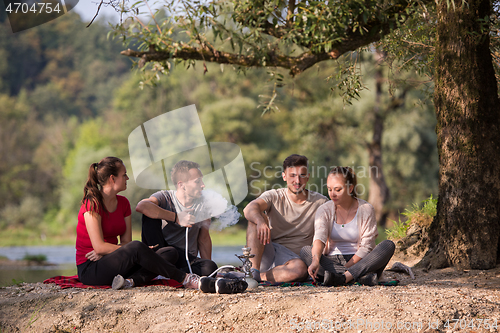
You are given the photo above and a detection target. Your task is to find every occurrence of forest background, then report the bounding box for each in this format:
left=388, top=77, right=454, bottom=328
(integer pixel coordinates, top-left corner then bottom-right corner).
left=0, top=6, right=438, bottom=247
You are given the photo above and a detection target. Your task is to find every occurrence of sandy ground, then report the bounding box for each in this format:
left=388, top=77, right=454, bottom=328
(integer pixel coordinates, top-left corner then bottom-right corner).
left=1, top=255, right=499, bottom=333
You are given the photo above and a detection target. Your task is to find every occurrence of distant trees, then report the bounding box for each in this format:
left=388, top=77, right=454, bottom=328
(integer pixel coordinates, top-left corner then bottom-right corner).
left=0, top=8, right=438, bottom=247
left=0, top=13, right=130, bottom=237
left=112, top=0, right=500, bottom=269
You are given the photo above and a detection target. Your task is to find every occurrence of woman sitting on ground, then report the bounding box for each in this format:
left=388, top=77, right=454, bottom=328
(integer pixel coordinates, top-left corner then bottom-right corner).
left=76, top=156, right=200, bottom=290
left=301, top=167, right=395, bottom=286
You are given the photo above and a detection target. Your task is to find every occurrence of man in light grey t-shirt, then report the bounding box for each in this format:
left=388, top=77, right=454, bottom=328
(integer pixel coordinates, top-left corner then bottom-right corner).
left=136, top=160, right=217, bottom=277
left=244, top=154, right=328, bottom=283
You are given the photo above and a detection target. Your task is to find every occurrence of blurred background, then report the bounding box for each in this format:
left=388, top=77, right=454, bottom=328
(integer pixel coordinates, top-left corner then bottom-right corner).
left=0, top=3, right=438, bottom=284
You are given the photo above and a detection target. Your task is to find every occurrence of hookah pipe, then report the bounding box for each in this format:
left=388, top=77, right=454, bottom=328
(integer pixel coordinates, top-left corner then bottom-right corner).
left=236, top=247, right=259, bottom=289
left=185, top=229, right=258, bottom=289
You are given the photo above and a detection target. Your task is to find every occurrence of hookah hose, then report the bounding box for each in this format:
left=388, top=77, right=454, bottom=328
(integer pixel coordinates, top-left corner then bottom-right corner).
left=185, top=227, right=193, bottom=274
left=184, top=224, right=236, bottom=277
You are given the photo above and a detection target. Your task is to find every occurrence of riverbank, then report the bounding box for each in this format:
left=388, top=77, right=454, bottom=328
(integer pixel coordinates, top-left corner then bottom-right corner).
left=1, top=260, right=499, bottom=333
left=0, top=226, right=247, bottom=247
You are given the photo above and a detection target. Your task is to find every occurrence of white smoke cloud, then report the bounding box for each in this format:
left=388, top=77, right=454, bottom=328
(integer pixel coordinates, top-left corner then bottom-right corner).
left=200, top=189, right=241, bottom=231
left=211, top=205, right=241, bottom=231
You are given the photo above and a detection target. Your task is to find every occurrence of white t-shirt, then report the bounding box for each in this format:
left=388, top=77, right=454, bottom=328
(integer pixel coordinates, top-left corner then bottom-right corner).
left=328, top=209, right=359, bottom=255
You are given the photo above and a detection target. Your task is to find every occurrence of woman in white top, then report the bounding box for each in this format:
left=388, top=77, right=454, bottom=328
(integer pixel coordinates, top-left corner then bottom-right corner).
left=300, top=167, right=395, bottom=286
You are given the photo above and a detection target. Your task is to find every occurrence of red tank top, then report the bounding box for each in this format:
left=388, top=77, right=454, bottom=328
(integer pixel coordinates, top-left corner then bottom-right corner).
left=75, top=195, right=131, bottom=265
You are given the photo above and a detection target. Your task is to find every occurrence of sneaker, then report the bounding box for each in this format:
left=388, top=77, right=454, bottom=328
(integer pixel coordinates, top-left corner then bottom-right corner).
left=323, top=271, right=346, bottom=287
left=357, top=273, right=378, bottom=286
left=250, top=268, right=262, bottom=282
left=199, top=276, right=217, bottom=293
left=199, top=277, right=248, bottom=294
left=112, top=275, right=134, bottom=290
left=183, top=273, right=201, bottom=289
left=216, top=278, right=248, bottom=294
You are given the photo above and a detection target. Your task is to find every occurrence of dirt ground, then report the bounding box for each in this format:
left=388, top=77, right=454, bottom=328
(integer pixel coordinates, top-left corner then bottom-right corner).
left=1, top=254, right=500, bottom=333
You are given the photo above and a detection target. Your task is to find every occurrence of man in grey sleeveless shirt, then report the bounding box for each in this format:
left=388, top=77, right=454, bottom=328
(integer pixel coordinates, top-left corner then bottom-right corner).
left=136, top=160, right=217, bottom=276
left=244, top=154, right=328, bottom=283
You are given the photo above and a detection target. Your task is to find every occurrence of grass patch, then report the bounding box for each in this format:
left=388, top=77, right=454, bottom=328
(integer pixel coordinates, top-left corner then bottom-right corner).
left=0, top=225, right=248, bottom=247
left=1, top=278, right=25, bottom=287
left=403, top=195, right=437, bottom=227
left=22, top=254, right=47, bottom=264
left=385, top=217, right=408, bottom=240
left=0, top=228, right=76, bottom=247
left=385, top=195, right=437, bottom=240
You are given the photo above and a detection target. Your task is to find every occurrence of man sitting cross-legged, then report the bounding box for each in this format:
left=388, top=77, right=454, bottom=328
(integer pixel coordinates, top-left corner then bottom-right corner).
left=244, top=154, right=328, bottom=283
left=136, top=160, right=248, bottom=293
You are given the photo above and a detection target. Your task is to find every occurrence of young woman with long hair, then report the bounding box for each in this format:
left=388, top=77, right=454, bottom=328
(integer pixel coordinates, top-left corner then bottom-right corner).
left=301, top=167, right=395, bottom=286
left=76, top=157, right=200, bottom=289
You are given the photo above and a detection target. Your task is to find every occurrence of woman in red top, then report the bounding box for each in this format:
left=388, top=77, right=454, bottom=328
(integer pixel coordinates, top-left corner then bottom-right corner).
left=76, top=156, right=200, bottom=289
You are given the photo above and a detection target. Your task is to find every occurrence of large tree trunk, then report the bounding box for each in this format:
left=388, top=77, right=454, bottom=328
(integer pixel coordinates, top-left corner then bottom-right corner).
left=428, top=0, right=500, bottom=269
left=368, top=51, right=390, bottom=225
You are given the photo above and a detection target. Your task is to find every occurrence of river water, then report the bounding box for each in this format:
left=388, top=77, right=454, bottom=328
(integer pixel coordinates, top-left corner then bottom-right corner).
left=0, top=245, right=244, bottom=286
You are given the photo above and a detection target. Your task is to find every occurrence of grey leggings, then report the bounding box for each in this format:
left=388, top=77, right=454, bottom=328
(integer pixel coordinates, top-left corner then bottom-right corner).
left=300, top=240, right=395, bottom=282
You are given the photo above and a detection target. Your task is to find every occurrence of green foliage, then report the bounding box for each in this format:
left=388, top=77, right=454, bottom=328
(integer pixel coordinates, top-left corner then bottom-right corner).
left=385, top=216, right=409, bottom=240
left=330, top=53, right=368, bottom=105
left=0, top=14, right=131, bottom=237
left=378, top=1, right=437, bottom=78
left=0, top=9, right=440, bottom=246
left=403, top=194, right=437, bottom=222
left=21, top=254, right=47, bottom=263
left=0, top=197, right=44, bottom=229
left=0, top=227, right=75, bottom=246
left=386, top=195, right=437, bottom=239
left=0, top=12, right=129, bottom=108
left=6, top=278, right=25, bottom=287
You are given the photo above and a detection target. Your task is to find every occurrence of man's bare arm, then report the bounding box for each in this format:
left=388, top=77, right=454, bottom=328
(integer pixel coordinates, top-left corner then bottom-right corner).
left=243, top=198, right=270, bottom=225
left=197, top=219, right=212, bottom=260
left=136, top=197, right=195, bottom=227
left=244, top=198, right=272, bottom=244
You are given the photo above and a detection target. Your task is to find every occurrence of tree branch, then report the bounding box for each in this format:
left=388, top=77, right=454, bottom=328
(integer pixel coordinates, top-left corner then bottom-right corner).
left=121, top=20, right=391, bottom=76
left=122, top=45, right=338, bottom=76
left=287, top=0, right=296, bottom=28
left=120, top=0, right=431, bottom=76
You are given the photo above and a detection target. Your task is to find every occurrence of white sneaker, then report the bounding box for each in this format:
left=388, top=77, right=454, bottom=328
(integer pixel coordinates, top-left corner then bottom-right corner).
left=112, top=275, right=134, bottom=290
left=182, top=273, right=200, bottom=289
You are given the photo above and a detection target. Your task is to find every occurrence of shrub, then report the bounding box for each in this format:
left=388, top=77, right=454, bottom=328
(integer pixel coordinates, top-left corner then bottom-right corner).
left=22, top=254, right=47, bottom=263
left=385, top=195, right=438, bottom=240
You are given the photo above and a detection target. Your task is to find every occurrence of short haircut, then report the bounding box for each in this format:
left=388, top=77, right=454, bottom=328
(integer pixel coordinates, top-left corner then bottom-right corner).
left=283, top=154, right=308, bottom=171
left=171, top=160, right=200, bottom=188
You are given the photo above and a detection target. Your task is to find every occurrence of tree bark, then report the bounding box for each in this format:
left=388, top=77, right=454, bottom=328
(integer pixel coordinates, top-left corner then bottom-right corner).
left=429, top=0, right=500, bottom=269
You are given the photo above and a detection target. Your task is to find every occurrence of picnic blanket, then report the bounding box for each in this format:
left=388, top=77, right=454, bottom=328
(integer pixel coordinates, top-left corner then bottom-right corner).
left=43, top=275, right=183, bottom=289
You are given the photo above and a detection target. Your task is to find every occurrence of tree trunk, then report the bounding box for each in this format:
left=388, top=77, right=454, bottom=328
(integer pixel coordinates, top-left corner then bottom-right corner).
left=429, top=0, right=500, bottom=269
left=368, top=51, right=390, bottom=225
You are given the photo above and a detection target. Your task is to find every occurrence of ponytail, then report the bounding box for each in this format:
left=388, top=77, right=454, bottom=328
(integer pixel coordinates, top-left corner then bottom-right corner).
left=328, top=167, right=358, bottom=198
left=81, top=157, right=124, bottom=213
